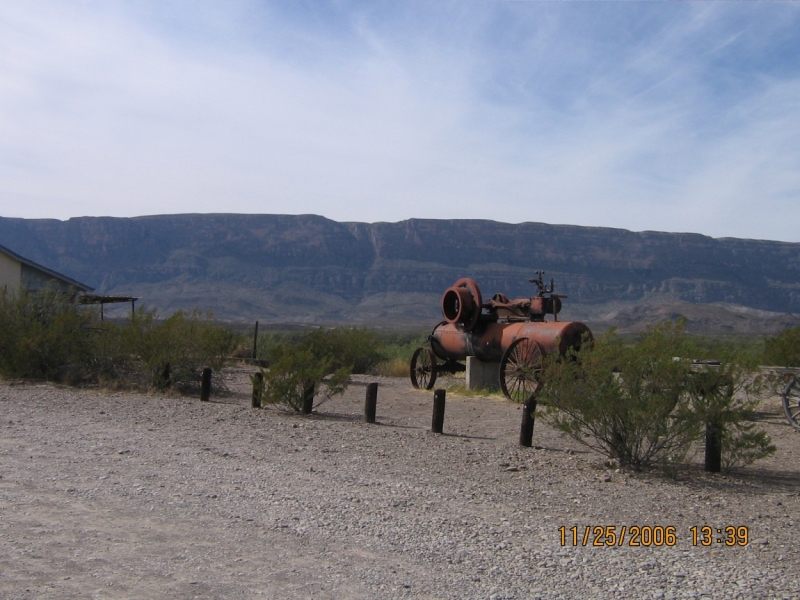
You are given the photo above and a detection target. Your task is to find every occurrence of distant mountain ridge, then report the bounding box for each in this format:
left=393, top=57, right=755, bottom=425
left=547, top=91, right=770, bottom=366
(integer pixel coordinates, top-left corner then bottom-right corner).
left=0, top=214, right=798, bottom=331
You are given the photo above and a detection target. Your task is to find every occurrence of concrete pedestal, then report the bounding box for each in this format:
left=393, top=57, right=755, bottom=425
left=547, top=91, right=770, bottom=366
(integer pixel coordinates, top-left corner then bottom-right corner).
left=466, top=357, right=501, bottom=391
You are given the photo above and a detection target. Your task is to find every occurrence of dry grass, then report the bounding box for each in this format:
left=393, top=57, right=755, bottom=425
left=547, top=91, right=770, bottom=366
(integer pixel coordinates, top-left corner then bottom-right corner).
left=375, top=357, right=409, bottom=378
left=443, top=382, right=506, bottom=399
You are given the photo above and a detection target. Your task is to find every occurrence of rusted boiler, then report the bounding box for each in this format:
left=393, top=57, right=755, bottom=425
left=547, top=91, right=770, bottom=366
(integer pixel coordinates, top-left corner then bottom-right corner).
left=410, top=272, right=592, bottom=401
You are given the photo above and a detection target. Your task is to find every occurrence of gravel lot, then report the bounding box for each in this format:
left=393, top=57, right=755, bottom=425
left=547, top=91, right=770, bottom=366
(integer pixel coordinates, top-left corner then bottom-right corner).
left=1, top=369, right=798, bottom=599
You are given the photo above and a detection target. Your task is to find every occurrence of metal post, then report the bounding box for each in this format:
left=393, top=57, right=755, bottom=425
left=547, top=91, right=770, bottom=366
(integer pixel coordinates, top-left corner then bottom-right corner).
left=200, top=368, right=211, bottom=402
left=364, top=382, right=378, bottom=423
left=431, top=389, right=446, bottom=434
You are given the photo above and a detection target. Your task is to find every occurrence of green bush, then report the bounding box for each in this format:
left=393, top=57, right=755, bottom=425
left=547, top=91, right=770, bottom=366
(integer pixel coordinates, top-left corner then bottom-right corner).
left=540, top=323, right=774, bottom=472
left=110, top=308, right=239, bottom=391
left=301, top=327, right=385, bottom=374
left=0, top=288, right=239, bottom=391
left=259, top=327, right=385, bottom=373
left=376, top=331, right=430, bottom=361
left=258, top=328, right=431, bottom=378
left=255, top=329, right=360, bottom=412
left=687, top=361, right=775, bottom=470
left=0, top=287, right=96, bottom=383
left=763, top=326, right=800, bottom=367
left=541, top=324, right=698, bottom=470
left=376, top=331, right=430, bottom=376
left=256, top=342, right=350, bottom=412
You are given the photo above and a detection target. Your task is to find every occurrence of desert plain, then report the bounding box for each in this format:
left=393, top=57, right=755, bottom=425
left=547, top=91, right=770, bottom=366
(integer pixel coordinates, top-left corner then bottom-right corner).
left=1, top=369, right=798, bottom=599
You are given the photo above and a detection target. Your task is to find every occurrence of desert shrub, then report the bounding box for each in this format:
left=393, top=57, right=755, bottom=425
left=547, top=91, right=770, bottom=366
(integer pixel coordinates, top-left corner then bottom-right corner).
left=686, top=356, right=775, bottom=471
left=541, top=323, right=774, bottom=472
left=763, top=325, right=800, bottom=367
left=718, top=425, right=776, bottom=471
left=374, top=331, right=430, bottom=377
left=301, top=327, right=385, bottom=374
left=260, top=327, right=385, bottom=373
left=111, top=308, right=239, bottom=390
left=258, top=327, right=426, bottom=377
left=0, top=289, right=239, bottom=391
left=255, top=329, right=359, bottom=411
left=256, top=343, right=350, bottom=412
left=541, top=324, right=698, bottom=470
left=687, top=335, right=765, bottom=365
left=255, top=330, right=302, bottom=360
left=0, top=287, right=97, bottom=383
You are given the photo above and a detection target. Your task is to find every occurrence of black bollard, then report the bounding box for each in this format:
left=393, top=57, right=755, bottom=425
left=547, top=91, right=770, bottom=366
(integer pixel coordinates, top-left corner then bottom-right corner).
left=704, top=418, right=722, bottom=473
left=160, top=362, right=171, bottom=390
left=364, top=382, right=378, bottom=423
left=251, top=372, right=264, bottom=408
left=519, top=397, right=537, bottom=447
left=200, top=367, right=212, bottom=402
left=301, top=383, right=315, bottom=415
left=431, top=389, right=446, bottom=434
left=252, top=320, right=259, bottom=360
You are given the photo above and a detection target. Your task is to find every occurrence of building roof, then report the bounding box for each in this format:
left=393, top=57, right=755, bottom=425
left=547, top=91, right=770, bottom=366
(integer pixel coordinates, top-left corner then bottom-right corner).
left=0, top=242, right=93, bottom=292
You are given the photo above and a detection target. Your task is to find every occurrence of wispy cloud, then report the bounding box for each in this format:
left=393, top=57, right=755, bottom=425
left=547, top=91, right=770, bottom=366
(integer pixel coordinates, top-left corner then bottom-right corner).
left=0, top=1, right=798, bottom=241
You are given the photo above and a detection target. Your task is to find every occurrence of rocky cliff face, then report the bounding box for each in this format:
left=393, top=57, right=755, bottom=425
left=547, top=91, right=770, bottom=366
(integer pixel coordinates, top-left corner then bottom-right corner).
left=1, top=214, right=798, bottom=328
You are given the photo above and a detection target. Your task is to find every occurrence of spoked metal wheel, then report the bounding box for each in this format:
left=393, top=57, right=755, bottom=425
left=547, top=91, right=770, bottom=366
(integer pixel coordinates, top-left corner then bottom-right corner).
left=410, top=347, right=437, bottom=390
left=782, top=374, right=800, bottom=431
left=500, top=337, right=544, bottom=402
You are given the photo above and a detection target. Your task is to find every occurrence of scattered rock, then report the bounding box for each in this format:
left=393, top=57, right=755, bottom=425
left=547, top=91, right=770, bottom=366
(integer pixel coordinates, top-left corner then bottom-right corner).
left=1, top=372, right=797, bottom=599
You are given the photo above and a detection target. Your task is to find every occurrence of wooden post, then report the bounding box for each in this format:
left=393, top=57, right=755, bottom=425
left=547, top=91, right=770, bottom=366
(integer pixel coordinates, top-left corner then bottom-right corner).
left=301, top=383, right=315, bottom=415
left=704, top=418, right=722, bottom=473
left=200, top=367, right=211, bottom=402
left=364, top=382, right=378, bottom=423
left=251, top=372, right=263, bottom=408
left=161, top=362, right=171, bottom=390
left=431, top=389, right=446, bottom=434
left=519, top=397, right=537, bottom=447
left=252, top=320, right=259, bottom=360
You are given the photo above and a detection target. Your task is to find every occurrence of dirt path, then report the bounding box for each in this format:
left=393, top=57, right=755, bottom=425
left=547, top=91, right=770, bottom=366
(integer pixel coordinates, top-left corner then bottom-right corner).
left=1, top=371, right=798, bottom=599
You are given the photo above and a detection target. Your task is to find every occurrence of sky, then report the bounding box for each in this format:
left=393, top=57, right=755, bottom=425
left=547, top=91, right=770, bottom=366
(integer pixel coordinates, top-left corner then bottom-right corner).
left=1, top=1, right=799, bottom=242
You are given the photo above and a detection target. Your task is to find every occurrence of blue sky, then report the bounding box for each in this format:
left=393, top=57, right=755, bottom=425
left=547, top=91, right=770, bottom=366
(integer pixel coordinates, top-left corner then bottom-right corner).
left=1, top=1, right=799, bottom=241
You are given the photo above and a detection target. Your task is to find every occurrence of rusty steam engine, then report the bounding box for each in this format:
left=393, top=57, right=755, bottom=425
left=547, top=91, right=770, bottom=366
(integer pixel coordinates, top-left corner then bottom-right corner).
left=410, top=272, right=592, bottom=402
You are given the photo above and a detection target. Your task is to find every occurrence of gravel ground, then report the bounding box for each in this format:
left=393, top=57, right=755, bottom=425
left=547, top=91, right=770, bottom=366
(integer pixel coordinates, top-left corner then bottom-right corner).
left=1, top=369, right=798, bottom=599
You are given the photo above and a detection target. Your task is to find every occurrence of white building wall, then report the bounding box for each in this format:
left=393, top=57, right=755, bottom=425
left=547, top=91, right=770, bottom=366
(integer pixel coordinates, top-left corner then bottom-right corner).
left=0, top=250, right=22, bottom=294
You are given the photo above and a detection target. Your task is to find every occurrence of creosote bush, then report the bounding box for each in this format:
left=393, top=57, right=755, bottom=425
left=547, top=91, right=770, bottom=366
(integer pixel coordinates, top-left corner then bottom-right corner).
left=687, top=363, right=775, bottom=471
left=254, top=327, right=383, bottom=411
left=255, top=344, right=350, bottom=412
left=540, top=323, right=775, bottom=472
left=374, top=331, right=430, bottom=377
left=257, top=327, right=385, bottom=374
left=0, top=287, right=239, bottom=391
left=107, top=307, right=239, bottom=391
left=763, top=325, right=800, bottom=367
left=0, top=287, right=96, bottom=383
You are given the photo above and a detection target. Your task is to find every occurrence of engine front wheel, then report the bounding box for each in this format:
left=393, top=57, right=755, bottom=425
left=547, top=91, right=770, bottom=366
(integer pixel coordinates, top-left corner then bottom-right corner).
left=410, top=347, right=437, bottom=390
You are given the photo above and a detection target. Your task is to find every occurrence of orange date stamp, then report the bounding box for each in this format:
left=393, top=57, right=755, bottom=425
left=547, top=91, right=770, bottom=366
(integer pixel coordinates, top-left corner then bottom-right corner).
left=559, top=525, right=749, bottom=547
